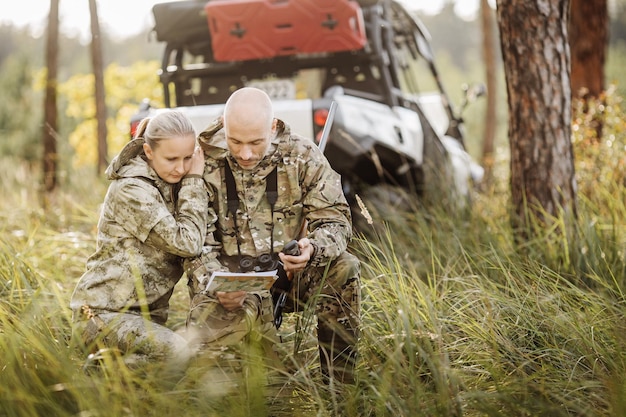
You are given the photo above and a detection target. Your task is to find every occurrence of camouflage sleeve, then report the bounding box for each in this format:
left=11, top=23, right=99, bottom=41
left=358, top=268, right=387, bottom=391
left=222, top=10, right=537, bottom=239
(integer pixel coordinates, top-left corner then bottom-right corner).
left=142, top=177, right=209, bottom=257
left=183, top=183, right=228, bottom=296
left=301, top=145, right=353, bottom=268
left=183, top=233, right=228, bottom=295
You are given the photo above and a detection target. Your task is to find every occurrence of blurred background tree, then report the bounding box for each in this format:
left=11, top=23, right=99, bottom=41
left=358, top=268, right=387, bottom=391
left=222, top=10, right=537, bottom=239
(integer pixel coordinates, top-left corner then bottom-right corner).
left=89, top=0, right=108, bottom=174
left=1, top=0, right=626, bottom=189
left=43, top=0, right=59, bottom=196
left=570, top=0, right=608, bottom=100
left=570, top=0, right=609, bottom=139
left=479, top=0, right=498, bottom=187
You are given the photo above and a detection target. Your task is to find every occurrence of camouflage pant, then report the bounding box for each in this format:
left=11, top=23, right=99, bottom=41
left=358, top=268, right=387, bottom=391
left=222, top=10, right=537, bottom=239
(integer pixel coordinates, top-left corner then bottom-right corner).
left=73, top=312, right=192, bottom=368
left=285, top=251, right=361, bottom=383
left=187, top=251, right=361, bottom=383
left=186, top=292, right=278, bottom=348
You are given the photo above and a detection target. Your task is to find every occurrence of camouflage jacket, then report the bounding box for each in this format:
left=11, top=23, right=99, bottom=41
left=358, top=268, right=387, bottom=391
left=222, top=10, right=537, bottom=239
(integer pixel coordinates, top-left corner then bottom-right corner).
left=188, top=118, right=352, bottom=293
left=70, top=139, right=208, bottom=324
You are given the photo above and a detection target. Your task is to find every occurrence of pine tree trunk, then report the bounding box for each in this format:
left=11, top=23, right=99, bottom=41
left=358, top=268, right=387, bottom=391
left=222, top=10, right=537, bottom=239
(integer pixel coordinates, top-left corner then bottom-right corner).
left=496, top=0, right=577, bottom=238
left=569, top=0, right=608, bottom=139
left=43, top=0, right=59, bottom=195
left=480, top=0, right=498, bottom=186
left=89, top=0, right=108, bottom=174
left=569, top=0, right=607, bottom=99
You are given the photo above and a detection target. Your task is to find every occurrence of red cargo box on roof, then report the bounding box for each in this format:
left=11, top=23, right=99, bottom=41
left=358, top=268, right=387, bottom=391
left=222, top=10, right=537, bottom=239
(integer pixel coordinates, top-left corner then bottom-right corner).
left=205, top=0, right=367, bottom=62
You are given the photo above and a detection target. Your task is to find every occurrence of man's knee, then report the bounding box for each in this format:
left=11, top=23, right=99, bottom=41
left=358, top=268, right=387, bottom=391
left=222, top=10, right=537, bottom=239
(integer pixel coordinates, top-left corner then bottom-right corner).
left=327, top=252, right=361, bottom=308
left=330, top=251, right=360, bottom=282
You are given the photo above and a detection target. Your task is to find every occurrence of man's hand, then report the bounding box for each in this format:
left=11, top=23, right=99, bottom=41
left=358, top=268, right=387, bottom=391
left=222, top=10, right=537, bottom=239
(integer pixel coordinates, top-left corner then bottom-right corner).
left=278, top=237, right=314, bottom=274
left=216, top=290, right=247, bottom=311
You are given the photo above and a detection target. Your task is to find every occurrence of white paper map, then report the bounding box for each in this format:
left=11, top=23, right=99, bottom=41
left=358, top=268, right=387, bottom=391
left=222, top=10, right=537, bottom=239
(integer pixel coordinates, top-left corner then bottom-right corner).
left=205, top=270, right=278, bottom=292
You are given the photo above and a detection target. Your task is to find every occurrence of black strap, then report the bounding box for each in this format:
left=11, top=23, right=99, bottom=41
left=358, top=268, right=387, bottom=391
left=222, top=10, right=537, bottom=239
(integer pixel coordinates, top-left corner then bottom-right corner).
left=223, top=160, right=239, bottom=217
left=266, top=165, right=278, bottom=207
left=223, top=159, right=278, bottom=260
left=266, top=166, right=278, bottom=253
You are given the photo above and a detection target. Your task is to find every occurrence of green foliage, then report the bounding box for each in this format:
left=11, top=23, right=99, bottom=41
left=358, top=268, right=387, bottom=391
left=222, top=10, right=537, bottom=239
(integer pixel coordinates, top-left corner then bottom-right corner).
left=606, top=42, right=626, bottom=102
left=59, top=60, right=163, bottom=168
left=0, top=54, right=42, bottom=161
left=568, top=85, right=626, bottom=294
left=0, top=53, right=156, bottom=174
left=573, top=84, right=626, bottom=199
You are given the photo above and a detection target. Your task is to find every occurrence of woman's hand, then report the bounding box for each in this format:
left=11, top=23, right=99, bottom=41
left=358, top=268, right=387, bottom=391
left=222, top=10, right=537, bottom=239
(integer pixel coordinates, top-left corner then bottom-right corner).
left=188, top=145, right=205, bottom=176
left=216, top=290, right=247, bottom=311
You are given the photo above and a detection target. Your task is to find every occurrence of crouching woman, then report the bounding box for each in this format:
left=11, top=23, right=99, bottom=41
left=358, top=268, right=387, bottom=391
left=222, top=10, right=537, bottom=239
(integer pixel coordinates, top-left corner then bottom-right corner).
left=70, top=110, right=207, bottom=369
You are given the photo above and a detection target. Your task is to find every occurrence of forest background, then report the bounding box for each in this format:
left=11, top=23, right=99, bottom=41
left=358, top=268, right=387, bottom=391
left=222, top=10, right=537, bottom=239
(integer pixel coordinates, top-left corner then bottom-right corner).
left=1, top=1, right=625, bottom=169
left=2, top=1, right=626, bottom=416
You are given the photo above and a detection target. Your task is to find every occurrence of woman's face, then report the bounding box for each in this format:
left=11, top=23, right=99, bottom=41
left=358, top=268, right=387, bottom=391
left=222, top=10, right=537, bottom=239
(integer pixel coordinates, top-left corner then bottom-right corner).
left=143, top=133, right=196, bottom=183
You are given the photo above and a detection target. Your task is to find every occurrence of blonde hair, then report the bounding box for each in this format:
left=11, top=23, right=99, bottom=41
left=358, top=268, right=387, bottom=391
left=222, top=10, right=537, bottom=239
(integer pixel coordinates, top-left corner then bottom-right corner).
left=133, top=110, right=196, bottom=148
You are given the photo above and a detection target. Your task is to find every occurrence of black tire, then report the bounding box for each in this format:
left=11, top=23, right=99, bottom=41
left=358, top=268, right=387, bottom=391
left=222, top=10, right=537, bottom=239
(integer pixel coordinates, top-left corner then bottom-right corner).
left=356, top=0, right=383, bottom=6
left=350, top=183, right=416, bottom=237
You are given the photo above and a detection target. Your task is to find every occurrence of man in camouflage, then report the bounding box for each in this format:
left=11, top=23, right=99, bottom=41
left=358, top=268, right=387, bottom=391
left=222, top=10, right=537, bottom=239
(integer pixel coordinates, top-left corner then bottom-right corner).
left=185, top=87, right=360, bottom=383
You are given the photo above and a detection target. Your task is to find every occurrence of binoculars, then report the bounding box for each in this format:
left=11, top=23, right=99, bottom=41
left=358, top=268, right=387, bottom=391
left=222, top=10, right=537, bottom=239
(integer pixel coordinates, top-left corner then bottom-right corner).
left=234, top=240, right=300, bottom=328
left=238, top=253, right=279, bottom=273
left=238, top=240, right=300, bottom=273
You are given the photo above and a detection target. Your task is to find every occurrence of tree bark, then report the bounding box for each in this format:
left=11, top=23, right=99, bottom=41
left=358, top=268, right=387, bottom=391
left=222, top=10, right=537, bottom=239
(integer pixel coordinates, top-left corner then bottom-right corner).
left=43, top=0, right=59, bottom=195
left=569, top=0, right=607, bottom=99
left=89, top=0, right=108, bottom=173
left=569, top=0, right=608, bottom=139
left=479, top=0, right=498, bottom=186
left=496, top=0, right=577, bottom=238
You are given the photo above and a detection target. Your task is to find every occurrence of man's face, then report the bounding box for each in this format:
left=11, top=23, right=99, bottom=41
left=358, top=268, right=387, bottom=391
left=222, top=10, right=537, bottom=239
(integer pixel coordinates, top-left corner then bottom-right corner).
left=225, top=119, right=274, bottom=170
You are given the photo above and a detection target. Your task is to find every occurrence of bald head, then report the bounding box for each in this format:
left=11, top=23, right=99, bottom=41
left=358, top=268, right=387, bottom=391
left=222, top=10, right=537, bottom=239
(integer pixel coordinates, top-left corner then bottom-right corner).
left=223, top=87, right=277, bottom=170
left=223, top=87, right=274, bottom=130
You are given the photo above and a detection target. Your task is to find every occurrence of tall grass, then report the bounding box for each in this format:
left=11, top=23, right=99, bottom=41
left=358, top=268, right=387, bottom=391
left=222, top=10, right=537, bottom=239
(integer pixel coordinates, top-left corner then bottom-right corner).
left=350, top=182, right=625, bottom=416
left=1, top=93, right=626, bottom=416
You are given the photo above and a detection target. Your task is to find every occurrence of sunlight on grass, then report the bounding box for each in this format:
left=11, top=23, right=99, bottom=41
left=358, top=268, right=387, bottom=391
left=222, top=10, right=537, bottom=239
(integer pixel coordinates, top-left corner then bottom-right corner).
left=1, top=93, right=626, bottom=415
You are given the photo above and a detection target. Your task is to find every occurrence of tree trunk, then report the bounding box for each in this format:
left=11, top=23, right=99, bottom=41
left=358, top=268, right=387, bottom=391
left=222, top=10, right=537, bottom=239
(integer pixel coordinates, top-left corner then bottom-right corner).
left=496, top=0, right=577, bottom=238
left=43, top=0, right=59, bottom=195
left=569, top=0, right=608, bottom=139
left=89, top=0, right=108, bottom=173
left=479, top=0, right=498, bottom=187
left=569, top=0, right=607, bottom=99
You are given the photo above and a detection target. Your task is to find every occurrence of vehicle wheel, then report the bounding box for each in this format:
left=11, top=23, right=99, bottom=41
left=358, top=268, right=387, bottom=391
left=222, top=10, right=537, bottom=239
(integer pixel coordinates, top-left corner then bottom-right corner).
left=351, top=183, right=416, bottom=236
left=356, top=0, right=383, bottom=7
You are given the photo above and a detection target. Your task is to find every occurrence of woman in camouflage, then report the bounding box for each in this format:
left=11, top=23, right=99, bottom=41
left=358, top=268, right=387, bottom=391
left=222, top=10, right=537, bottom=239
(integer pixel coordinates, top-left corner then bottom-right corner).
left=70, top=110, right=208, bottom=368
